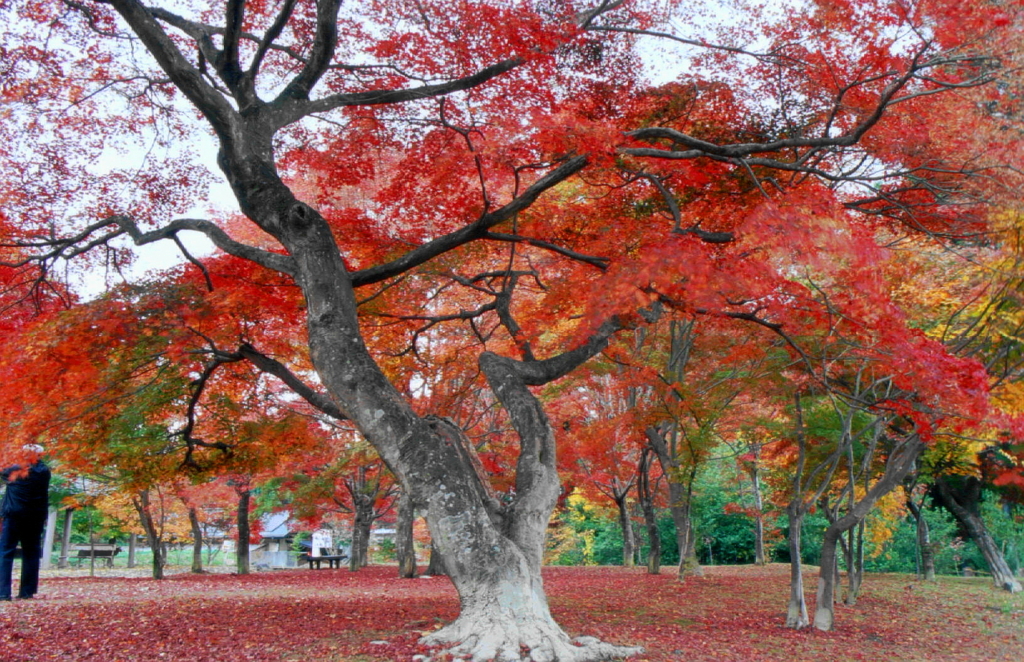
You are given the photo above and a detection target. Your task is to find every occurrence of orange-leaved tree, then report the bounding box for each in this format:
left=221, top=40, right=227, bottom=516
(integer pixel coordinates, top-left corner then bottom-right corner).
left=1, top=0, right=1020, bottom=657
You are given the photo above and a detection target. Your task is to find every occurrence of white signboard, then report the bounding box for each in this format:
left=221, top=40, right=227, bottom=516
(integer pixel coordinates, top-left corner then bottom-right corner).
left=311, top=529, right=333, bottom=557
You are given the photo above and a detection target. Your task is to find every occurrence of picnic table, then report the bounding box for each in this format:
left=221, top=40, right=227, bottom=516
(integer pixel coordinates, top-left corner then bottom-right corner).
left=298, top=550, right=348, bottom=569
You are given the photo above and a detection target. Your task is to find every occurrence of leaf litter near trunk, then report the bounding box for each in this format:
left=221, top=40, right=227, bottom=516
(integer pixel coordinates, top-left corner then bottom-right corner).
left=0, top=565, right=1019, bottom=661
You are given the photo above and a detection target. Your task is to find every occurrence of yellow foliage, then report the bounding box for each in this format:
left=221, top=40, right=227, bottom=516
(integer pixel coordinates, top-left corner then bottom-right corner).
left=864, top=491, right=907, bottom=559
left=94, top=489, right=195, bottom=543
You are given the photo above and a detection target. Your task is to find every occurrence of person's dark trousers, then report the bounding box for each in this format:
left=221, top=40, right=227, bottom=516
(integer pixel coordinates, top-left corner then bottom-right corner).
left=0, top=514, right=45, bottom=599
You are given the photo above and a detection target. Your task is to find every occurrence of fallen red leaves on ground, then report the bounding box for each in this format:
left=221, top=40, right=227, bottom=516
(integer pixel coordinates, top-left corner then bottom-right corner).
left=0, top=564, right=1019, bottom=661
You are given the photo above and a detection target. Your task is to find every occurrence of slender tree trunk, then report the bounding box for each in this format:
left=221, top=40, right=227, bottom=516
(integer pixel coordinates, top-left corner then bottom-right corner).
left=935, top=477, right=1022, bottom=593
left=58, top=508, right=74, bottom=569
left=786, top=504, right=809, bottom=629
left=236, top=488, right=251, bottom=575
left=906, top=499, right=935, bottom=580
left=614, top=493, right=635, bottom=568
left=127, top=533, right=137, bottom=569
left=645, top=425, right=701, bottom=580
left=41, top=509, right=57, bottom=570
left=638, top=450, right=661, bottom=574
left=747, top=465, right=766, bottom=565
left=396, top=490, right=417, bottom=578
left=843, top=522, right=864, bottom=605
left=817, top=526, right=840, bottom=627
left=132, top=491, right=164, bottom=580
left=675, top=505, right=702, bottom=578
left=188, top=507, right=204, bottom=574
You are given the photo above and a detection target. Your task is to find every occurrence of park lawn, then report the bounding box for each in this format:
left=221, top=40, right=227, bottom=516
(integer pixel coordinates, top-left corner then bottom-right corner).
left=0, top=564, right=1019, bottom=661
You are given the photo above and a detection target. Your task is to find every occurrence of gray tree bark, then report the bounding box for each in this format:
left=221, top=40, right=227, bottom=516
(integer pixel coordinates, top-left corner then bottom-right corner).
left=188, top=507, right=204, bottom=573
left=41, top=509, right=57, bottom=570
left=638, top=449, right=661, bottom=574
left=905, top=497, right=936, bottom=581
left=58, top=508, right=73, bottom=569
left=396, top=490, right=417, bottom=578
left=132, top=491, right=164, bottom=580
left=236, top=488, right=251, bottom=576
left=613, top=491, right=636, bottom=568
left=935, top=477, right=1022, bottom=593
left=813, top=434, right=926, bottom=630
left=102, top=3, right=643, bottom=657
left=785, top=502, right=809, bottom=629
left=127, top=533, right=137, bottom=569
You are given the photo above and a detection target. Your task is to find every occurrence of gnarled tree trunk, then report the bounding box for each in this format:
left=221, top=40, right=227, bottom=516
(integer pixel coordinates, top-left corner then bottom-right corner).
left=412, top=355, right=643, bottom=661
left=813, top=434, right=926, bottom=631
left=103, top=5, right=642, bottom=655
left=935, top=476, right=1022, bottom=593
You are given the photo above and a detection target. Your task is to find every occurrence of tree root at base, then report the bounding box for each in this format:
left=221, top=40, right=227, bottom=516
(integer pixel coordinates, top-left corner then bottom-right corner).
left=420, top=615, right=643, bottom=662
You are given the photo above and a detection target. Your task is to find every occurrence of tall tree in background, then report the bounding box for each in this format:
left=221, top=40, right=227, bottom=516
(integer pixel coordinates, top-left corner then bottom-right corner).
left=0, top=1, right=1019, bottom=659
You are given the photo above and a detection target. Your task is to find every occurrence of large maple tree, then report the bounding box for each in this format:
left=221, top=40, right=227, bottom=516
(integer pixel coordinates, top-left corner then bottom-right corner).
left=1, top=0, right=1021, bottom=659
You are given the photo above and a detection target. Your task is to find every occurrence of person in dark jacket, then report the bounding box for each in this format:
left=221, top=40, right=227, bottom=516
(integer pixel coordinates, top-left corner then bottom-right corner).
left=0, top=444, right=51, bottom=600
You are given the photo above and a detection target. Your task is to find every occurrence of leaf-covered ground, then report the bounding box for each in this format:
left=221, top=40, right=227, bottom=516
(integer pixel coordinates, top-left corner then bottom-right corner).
left=0, top=564, right=1020, bottom=661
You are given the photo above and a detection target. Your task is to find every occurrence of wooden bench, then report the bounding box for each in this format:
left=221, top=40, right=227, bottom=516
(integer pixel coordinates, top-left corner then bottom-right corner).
left=71, top=544, right=122, bottom=568
left=298, top=552, right=348, bottom=569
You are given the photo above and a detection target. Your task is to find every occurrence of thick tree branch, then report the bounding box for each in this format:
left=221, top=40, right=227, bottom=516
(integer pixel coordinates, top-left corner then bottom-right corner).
left=274, top=57, right=524, bottom=128
left=277, top=0, right=342, bottom=102
left=237, top=343, right=348, bottom=422
left=109, top=0, right=239, bottom=139
left=114, top=216, right=296, bottom=276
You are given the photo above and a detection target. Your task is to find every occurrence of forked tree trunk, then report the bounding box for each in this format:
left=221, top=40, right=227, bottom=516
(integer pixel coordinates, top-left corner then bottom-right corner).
left=935, top=477, right=1022, bottom=593
left=396, top=490, right=417, bottom=578
left=100, top=21, right=639, bottom=650
left=132, top=491, right=164, bottom=580
left=645, top=426, right=702, bottom=581
left=236, top=488, right=251, bottom=575
left=813, top=435, right=926, bottom=630
left=906, top=498, right=936, bottom=581
left=411, top=356, right=642, bottom=661
left=785, top=503, right=809, bottom=629
left=188, top=507, right=204, bottom=573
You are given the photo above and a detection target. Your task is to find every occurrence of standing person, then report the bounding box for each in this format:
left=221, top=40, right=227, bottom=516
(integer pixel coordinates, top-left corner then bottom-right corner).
left=0, top=444, right=51, bottom=601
